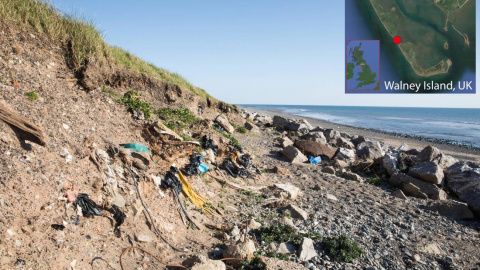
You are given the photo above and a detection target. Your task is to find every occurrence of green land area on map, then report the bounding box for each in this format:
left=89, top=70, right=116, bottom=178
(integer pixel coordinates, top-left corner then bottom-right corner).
left=367, top=0, right=474, bottom=78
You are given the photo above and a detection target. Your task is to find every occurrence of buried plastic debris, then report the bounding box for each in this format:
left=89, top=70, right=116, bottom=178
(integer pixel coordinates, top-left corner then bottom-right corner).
left=182, top=152, right=202, bottom=176
left=202, top=136, right=218, bottom=153
left=73, top=193, right=126, bottom=237
left=74, top=194, right=102, bottom=217
left=238, top=154, right=252, bottom=168
left=222, top=159, right=253, bottom=179
left=119, top=143, right=150, bottom=154
left=228, top=141, right=243, bottom=153
left=309, top=156, right=322, bottom=164
left=162, top=166, right=200, bottom=229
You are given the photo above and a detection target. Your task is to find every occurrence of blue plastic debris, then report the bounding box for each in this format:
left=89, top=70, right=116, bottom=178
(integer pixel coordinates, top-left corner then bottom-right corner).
left=309, top=156, right=322, bottom=164
left=119, top=143, right=150, bottom=154
left=198, top=162, right=209, bottom=174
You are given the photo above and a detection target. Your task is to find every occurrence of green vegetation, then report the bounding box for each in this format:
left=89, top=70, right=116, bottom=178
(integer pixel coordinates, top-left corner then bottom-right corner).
left=239, top=257, right=266, bottom=270
left=157, top=107, right=200, bottom=130
left=257, top=224, right=304, bottom=246
left=25, top=91, right=38, bottom=101
left=347, top=63, right=355, bottom=80
left=366, top=177, right=381, bottom=185
left=0, top=0, right=213, bottom=99
left=322, top=235, right=362, bottom=263
left=254, top=250, right=289, bottom=261
left=239, top=190, right=264, bottom=202
left=213, top=125, right=240, bottom=146
left=356, top=65, right=377, bottom=88
left=180, top=133, right=193, bottom=141
left=119, top=90, right=154, bottom=119
left=236, top=126, right=248, bottom=134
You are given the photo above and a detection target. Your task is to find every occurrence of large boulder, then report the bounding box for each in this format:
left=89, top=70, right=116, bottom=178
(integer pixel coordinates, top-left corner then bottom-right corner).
left=282, top=146, right=308, bottom=163
left=294, top=140, right=336, bottom=159
left=273, top=115, right=290, bottom=127
left=351, top=135, right=368, bottom=146
left=323, top=129, right=341, bottom=142
left=336, top=137, right=355, bottom=149
left=303, top=132, right=327, bottom=145
left=356, top=141, right=385, bottom=160
left=274, top=183, right=301, bottom=200
left=255, top=115, right=273, bottom=125
left=280, top=137, right=294, bottom=148
left=244, top=122, right=260, bottom=133
left=390, top=173, right=446, bottom=200
left=408, top=162, right=444, bottom=185
left=383, top=154, right=399, bottom=176
left=286, top=122, right=309, bottom=133
left=403, top=182, right=428, bottom=199
left=423, top=201, right=474, bottom=220
left=445, top=162, right=480, bottom=215
left=215, top=115, right=234, bottom=134
left=335, top=148, right=356, bottom=164
left=418, top=145, right=441, bottom=162
left=433, top=154, right=458, bottom=170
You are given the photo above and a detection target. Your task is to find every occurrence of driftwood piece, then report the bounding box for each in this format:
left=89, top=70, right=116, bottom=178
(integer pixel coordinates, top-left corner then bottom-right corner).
left=0, top=103, right=46, bottom=146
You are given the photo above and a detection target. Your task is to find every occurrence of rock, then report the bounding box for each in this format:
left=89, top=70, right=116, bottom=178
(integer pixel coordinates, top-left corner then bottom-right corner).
left=274, top=183, right=301, bottom=200
left=393, top=189, right=408, bottom=200
left=259, top=256, right=308, bottom=270
left=433, top=154, right=458, bottom=170
left=215, top=115, right=234, bottom=134
left=335, top=148, right=356, bottom=164
left=249, top=219, right=262, bottom=230
left=445, top=162, right=480, bottom=215
left=417, top=243, right=446, bottom=255
left=223, top=240, right=257, bottom=261
left=112, top=194, right=126, bottom=208
left=423, top=200, right=474, bottom=220
left=383, top=154, right=398, bottom=176
left=356, top=141, right=385, bottom=160
left=205, top=149, right=216, bottom=163
left=321, top=166, right=335, bottom=174
left=303, top=132, right=327, bottom=145
left=408, top=162, right=444, bottom=185
left=284, top=205, right=308, bottom=220
left=274, top=166, right=291, bottom=175
left=390, top=173, right=446, bottom=200
left=398, top=143, right=410, bottom=152
left=336, top=137, right=355, bottom=149
left=280, top=137, right=294, bottom=148
left=334, top=160, right=349, bottom=169
left=244, top=122, right=260, bottom=133
left=403, top=183, right=428, bottom=199
left=184, top=255, right=226, bottom=270
left=294, top=140, right=336, bottom=159
left=276, top=242, right=297, bottom=254
left=298, top=238, right=318, bottom=261
left=273, top=115, right=290, bottom=127
left=286, top=122, right=309, bottom=133
left=278, top=216, right=296, bottom=228
left=282, top=146, right=308, bottom=163
left=135, top=232, right=156, bottom=243
left=351, top=135, right=368, bottom=146
left=342, top=172, right=363, bottom=182
left=418, top=145, right=442, bottom=162
left=301, top=119, right=314, bottom=130
left=323, top=129, right=341, bottom=142
left=326, top=194, right=338, bottom=201
left=256, top=115, right=273, bottom=125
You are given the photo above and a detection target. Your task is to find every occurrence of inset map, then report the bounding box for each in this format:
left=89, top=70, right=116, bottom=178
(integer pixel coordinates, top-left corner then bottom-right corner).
left=346, top=40, right=380, bottom=90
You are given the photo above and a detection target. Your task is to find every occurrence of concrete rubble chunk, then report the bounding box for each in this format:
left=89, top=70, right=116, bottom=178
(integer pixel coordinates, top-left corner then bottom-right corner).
left=184, top=255, right=226, bottom=270
left=280, top=137, right=294, bottom=148
left=284, top=204, right=308, bottom=220
left=323, top=129, right=341, bottom=142
left=408, top=161, right=444, bottom=185
left=383, top=154, right=399, bottom=176
left=418, top=145, right=442, bottom=162
left=445, top=162, right=480, bottom=215
left=402, top=182, right=428, bottom=200
left=390, top=173, right=446, bottom=200
left=335, top=148, right=356, bottom=164
left=298, top=237, right=318, bottom=261
left=356, top=141, right=385, bottom=160
left=223, top=240, right=257, bottom=261
left=433, top=154, right=458, bottom=170
left=295, top=140, right=337, bottom=159
left=244, top=122, right=260, bottom=133
left=256, top=115, right=273, bottom=125
left=304, top=131, right=327, bottom=145
left=423, top=200, right=474, bottom=220
left=274, top=183, right=301, bottom=200
left=282, top=146, right=308, bottom=163
left=398, top=143, right=410, bottom=152
left=215, top=114, right=234, bottom=134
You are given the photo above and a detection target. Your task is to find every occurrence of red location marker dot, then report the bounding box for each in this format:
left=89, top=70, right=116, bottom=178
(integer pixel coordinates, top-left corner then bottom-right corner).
left=393, top=36, right=402, bottom=44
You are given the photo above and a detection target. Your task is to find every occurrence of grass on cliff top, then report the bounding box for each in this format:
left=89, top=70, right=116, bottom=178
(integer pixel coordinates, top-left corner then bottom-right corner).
left=0, top=0, right=214, bottom=99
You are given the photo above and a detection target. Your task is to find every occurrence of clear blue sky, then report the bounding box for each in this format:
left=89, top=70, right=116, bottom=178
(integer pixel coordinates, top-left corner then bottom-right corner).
left=49, top=0, right=479, bottom=108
